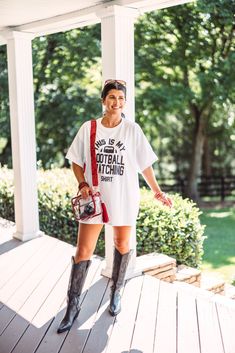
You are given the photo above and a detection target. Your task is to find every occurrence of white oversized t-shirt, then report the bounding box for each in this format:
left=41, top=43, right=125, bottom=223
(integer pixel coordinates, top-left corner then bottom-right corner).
left=66, top=117, right=158, bottom=226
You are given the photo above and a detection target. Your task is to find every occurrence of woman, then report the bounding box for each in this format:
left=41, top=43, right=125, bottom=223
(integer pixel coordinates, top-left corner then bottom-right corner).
left=57, top=79, right=172, bottom=334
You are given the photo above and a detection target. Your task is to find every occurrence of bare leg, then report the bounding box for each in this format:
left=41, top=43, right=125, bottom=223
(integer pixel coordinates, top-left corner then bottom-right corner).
left=113, top=225, right=132, bottom=254
left=74, top=223, right=103, bottom=263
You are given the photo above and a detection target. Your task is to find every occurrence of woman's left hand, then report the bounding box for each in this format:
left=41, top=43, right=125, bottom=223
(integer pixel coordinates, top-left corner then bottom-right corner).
left=154, top=191, right=173, bottom=208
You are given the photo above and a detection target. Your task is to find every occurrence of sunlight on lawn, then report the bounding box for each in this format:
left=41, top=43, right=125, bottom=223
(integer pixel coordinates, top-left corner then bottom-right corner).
left=207, top=211, right=233, bottom=218
left=200, top=207, right=235, bottom=284
left=201, top=261, right=235, bottom=283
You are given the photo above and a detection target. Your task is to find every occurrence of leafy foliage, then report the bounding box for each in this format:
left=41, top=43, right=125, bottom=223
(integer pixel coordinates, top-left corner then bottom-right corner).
left=0, top=45, right=11, bottom=166
left=135, top=0, right=235, bottom=180
left=33, top=26, right=102, bottom=168
left=0, top=0, right=234, bottom=199
left=0, top=167, right=205, bottom=267
left=137, top=189, right=206, bottom=267
left=0, top=166, right=14, bottom=220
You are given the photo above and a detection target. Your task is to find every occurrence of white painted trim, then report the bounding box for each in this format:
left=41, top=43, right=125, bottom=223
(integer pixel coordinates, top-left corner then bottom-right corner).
left=16, top=11, right=100, bottom=38
left=97, top=4, right=139, bottom=19
left=3, top=30, right=34, bottom=41
left=0, top=0, right=194, bottom=44
left=7, top=32, right=41, bottom=241
left=137, top=0, right=195, bottom=13
left=98, top=5, right=137, bottom=277
left=116, top=0, right=194, bottom=11
left=13, top=230, right=44, bottom=242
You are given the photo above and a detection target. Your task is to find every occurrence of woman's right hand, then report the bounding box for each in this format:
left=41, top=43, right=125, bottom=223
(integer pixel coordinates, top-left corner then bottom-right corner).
left=78, top=181, right=91, bottom=199
left=80, top=185, right=91, bottom=199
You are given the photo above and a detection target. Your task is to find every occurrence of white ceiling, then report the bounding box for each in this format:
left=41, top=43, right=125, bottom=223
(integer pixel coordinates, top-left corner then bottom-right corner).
left=0, top=0, right=193, bottom=43
left=0, top=0, right=110, bottom=30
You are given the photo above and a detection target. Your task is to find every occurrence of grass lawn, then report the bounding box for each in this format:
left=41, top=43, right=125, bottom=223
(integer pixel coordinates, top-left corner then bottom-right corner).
left=200, top=206, right=235, bottom=284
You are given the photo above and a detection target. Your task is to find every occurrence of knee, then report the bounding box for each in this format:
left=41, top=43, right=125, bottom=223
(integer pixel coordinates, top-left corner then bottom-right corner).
left=114, top=239, right=130, bottom=254
left=76, top=245, right=93, bottom=261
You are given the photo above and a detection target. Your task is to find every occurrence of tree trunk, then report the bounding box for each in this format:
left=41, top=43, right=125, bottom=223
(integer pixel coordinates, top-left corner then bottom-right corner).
left=186, top=100, right=212, bottom=202
left=186, top=122, right=205, bottom=202
left=202, top=136, right=212, bottom=177
left=34, top=37, right=57, bottom=96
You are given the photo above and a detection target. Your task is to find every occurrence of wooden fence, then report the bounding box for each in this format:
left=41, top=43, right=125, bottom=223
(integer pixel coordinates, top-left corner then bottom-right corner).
left=157, top=176, right=235, bottom=201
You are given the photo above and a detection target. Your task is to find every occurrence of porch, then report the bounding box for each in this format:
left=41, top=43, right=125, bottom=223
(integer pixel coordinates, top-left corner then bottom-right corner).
left=1, top=217, right=235, bottom=353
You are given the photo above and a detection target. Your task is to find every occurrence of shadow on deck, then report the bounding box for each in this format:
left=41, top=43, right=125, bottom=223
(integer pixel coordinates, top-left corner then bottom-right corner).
left=0, top=217, right=235, bottom=353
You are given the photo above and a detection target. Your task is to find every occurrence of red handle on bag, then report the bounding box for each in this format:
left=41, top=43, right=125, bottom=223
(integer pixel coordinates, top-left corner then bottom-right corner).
left=90, top=120, right=109, bottom=223
left=90, top=120, right=98, bottom=187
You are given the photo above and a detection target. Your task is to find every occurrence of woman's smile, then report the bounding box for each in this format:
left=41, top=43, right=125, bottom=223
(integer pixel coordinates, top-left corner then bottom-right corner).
left=103, top=89, right=126, bottom=115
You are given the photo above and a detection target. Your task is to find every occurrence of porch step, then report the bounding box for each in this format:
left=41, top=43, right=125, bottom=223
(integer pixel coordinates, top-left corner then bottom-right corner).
left=200, top=273, right=225, bottom=294
left=142, top=252, right=176, bottom=282
left=174, top=265, right=201, bottom=287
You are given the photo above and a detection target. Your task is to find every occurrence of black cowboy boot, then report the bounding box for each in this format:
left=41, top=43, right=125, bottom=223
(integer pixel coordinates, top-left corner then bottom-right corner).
left=57, top=257, right=91, bottom=333
left=109, top=248, right=133, bottom=316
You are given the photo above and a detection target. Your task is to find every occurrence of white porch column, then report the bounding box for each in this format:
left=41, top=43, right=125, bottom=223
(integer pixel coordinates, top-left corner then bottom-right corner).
left=98, top=5, right=138, bottom=121
left=97, top=5, right=139, bottom=279
left=6, top=31, right=42, bottom=241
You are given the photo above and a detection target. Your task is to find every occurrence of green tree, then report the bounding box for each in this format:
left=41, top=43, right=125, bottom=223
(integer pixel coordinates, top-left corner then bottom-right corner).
left=1, top=0, right=235, bottom=204
left=0, top=45, right=11, bottom=166
left=33, top=26, right=102, bottom=168
left=135, top=0, right=235, bottom=201
left=0, top=25, right=102, bottom=169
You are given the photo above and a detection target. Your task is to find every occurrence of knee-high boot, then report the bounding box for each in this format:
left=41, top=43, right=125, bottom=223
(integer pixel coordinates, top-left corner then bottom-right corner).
left=109, top=248, right=133, bottom=316
left=57, top=256, right=91, bottom=333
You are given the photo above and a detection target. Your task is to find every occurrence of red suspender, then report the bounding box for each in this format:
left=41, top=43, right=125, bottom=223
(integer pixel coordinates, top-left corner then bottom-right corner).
left=90, top=120, right=98, bottom=187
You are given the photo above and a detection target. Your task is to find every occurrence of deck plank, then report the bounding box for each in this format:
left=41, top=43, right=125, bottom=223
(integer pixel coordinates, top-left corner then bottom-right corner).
left=215, top=300, right=235, bottom=353
left=0, top=237, right=21, bottom=255
left=0, top=236, right=59, bottom=301
left=177, top=287, right=200, bottom=353
left=0, top=219, right=235, bottom=353
left=10, top=263, right=72, bottom=353
left=78, top=281, right=115, bottom=353
left=58, top=264, right=109, bottom=353
left=0, top=304, right=17, bottom=336
left=34, top=258, right=105, bottom=353
left=11, top=256, right=102, bottom=353
left=153, top=280, right=177, bottom=353
left=0, top=240, right=73, bottom=353
left=196, top=295, right=224, bottom=353
left=0, top=237, right=60, bottom=336
left=1, top=238, right=67, bottom=311
left=130, top=275, right=160, bottom=353
left=105, top=275, right=144, bottom=353
left=0, top=235, right=56, bottom=289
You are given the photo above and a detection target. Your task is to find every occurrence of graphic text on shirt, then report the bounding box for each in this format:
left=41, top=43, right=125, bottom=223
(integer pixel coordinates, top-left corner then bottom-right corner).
left=95, top=138, right=126, bottom=182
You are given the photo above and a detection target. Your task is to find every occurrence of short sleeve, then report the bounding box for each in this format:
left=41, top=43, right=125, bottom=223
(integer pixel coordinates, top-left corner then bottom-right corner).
left=65, top=123, right=86, bottom=167
left=135, top=124, right=158, bottom=172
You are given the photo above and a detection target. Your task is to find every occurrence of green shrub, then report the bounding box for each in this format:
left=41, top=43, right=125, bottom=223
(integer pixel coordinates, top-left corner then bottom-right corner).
left=137, top=189, right=206, bottom=268
left=0, top=166, right=106, bottom=255
left=0, top=166, right=14, bottom=221
left=0, top=166, right=205, bottom=267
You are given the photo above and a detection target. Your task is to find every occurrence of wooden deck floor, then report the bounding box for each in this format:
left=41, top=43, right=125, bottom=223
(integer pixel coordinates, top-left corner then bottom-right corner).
left=0, top=217, right=235, bottom=353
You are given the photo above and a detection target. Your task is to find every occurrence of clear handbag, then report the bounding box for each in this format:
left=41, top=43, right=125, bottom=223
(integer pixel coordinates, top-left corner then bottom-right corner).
left=71, top=191, right=102, bottom=221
